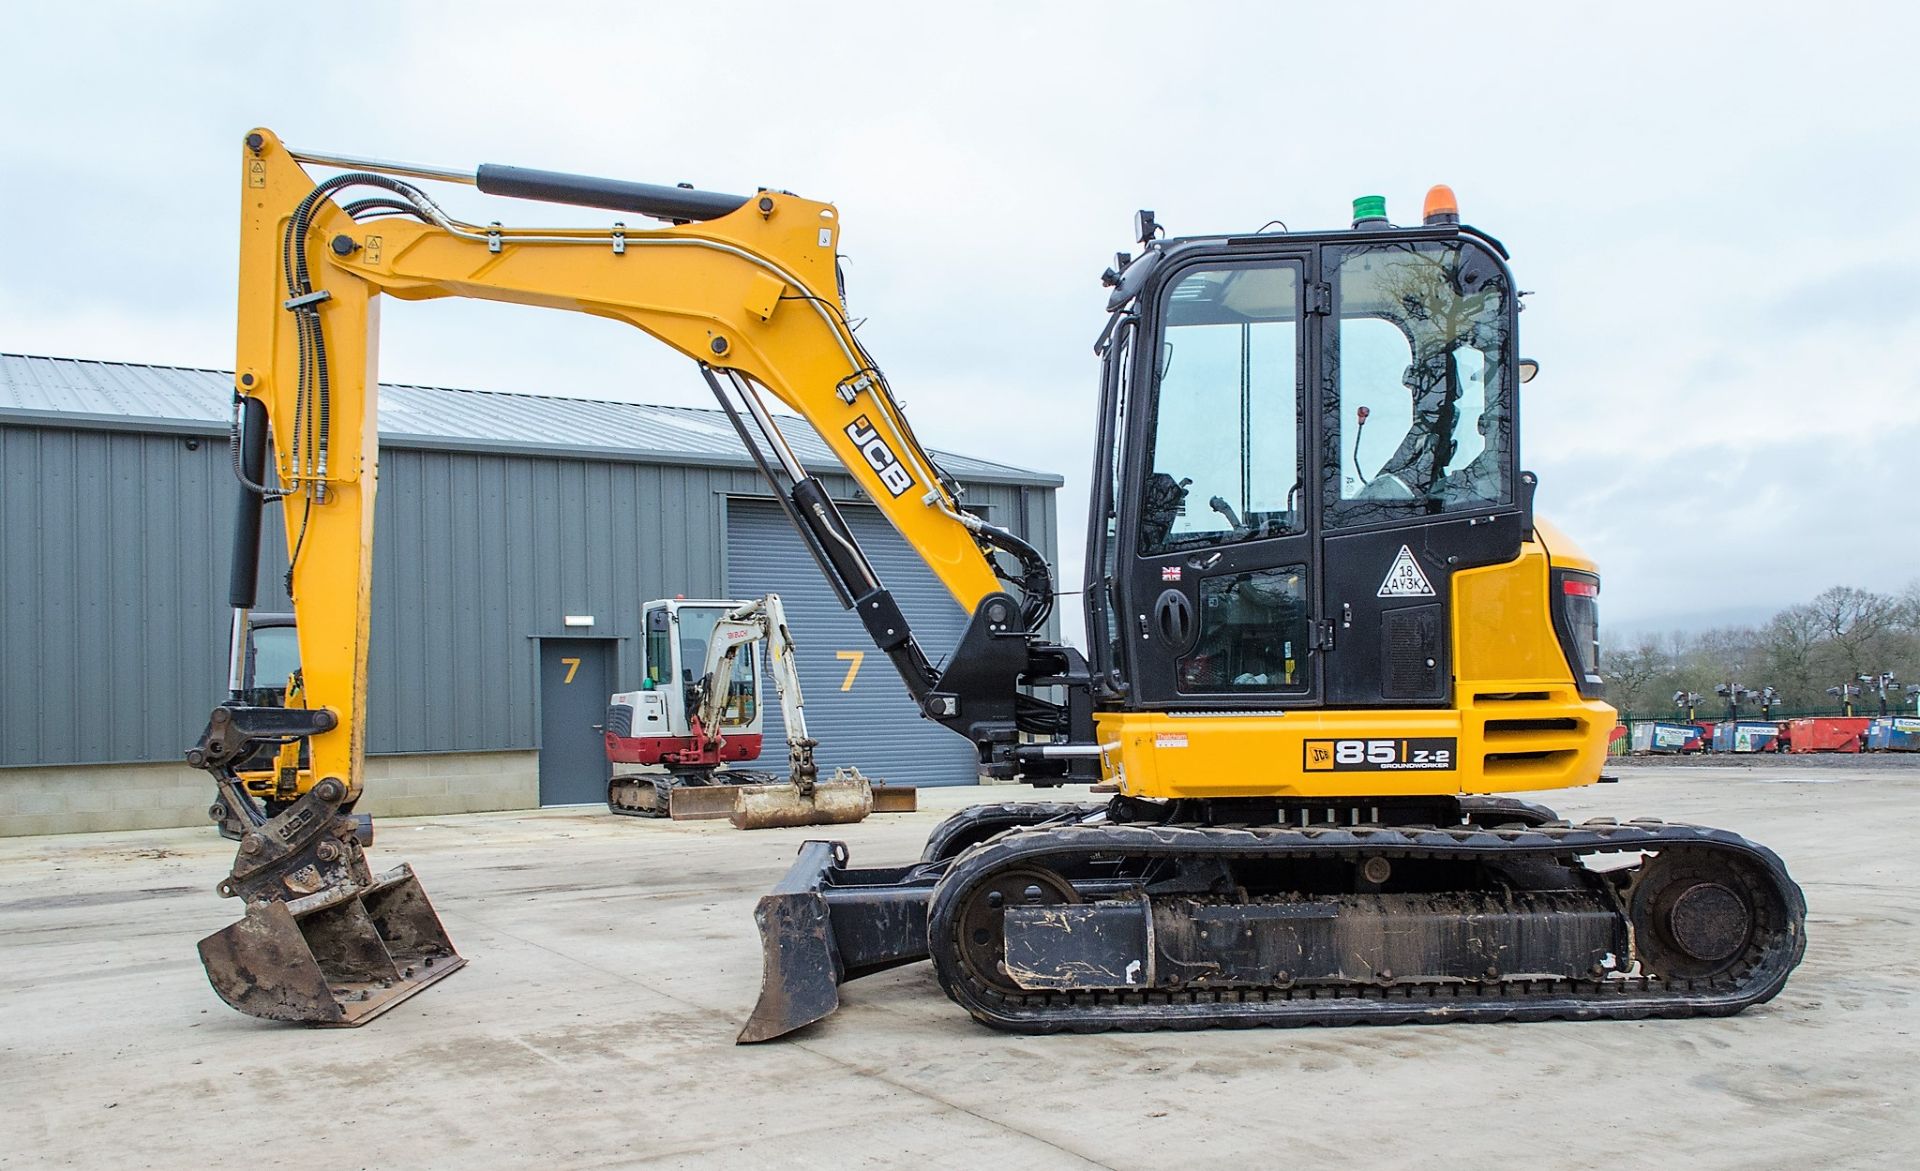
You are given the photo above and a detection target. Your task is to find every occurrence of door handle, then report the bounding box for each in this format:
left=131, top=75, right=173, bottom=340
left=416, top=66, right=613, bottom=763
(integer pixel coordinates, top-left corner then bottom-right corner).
left=1154, top=589, right=1195, bottom=651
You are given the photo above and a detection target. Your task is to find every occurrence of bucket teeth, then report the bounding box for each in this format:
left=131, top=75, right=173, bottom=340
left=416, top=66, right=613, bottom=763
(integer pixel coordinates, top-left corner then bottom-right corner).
left=198, top=864, right=463, bottom=1026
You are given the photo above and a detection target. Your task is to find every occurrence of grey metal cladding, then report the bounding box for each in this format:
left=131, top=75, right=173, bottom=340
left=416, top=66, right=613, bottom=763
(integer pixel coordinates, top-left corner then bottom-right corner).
left=0, top=354, right=1062, bottom=486
left=1, top=360, right=1061, bottom=768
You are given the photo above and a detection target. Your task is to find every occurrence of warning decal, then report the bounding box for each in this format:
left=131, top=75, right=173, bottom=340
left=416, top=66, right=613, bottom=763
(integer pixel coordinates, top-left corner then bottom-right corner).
left=1377, top=545, right=1436, bottom=598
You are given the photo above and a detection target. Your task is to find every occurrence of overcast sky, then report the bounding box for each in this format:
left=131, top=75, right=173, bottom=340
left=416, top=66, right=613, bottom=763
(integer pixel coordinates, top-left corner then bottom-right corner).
left=5, top=1, right=1916, bottom=644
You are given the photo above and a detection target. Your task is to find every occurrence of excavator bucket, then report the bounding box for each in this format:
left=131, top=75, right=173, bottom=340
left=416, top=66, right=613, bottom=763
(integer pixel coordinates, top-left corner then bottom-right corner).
left=198, top=864, right=464, bottom=1025
left=730, top=770, right=873, bottom=831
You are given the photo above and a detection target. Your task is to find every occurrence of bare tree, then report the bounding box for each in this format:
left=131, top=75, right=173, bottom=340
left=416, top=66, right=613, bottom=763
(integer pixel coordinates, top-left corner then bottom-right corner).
left=1603, top=634, right=1668, bottom=717
left=1757, top=604, right=1823, bottom=706
left=1806, top=586, right=1898, bottom=682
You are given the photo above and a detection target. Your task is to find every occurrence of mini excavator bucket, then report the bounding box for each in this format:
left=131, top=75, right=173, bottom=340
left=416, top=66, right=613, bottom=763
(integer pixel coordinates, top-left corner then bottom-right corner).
left=199, top=863, right=464, bottom=1025
left=730, top=767, right=876, bottom=831
left=186, top=717, right=466, bottom=1025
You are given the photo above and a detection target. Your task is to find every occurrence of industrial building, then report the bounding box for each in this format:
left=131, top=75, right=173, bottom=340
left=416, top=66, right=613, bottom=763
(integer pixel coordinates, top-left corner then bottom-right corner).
left=0, top=353, right=1062, bottom=835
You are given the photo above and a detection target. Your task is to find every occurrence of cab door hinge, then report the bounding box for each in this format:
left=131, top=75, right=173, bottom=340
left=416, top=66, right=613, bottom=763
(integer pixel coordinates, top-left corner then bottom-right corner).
left=1305, top=282, right=1332, bottom=316
left=1310, top=618, right=1336, bottom=651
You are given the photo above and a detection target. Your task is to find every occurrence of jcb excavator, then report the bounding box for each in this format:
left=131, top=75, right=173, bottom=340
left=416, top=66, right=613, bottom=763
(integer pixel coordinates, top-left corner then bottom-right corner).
left=604, top=594, right=907, bottom=827
left=189, top=129, right=1804, bottom=1034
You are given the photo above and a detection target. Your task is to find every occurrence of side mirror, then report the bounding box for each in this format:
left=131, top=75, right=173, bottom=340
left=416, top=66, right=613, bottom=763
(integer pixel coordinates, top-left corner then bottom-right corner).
left=1518, top=359, right=1540, bottom=384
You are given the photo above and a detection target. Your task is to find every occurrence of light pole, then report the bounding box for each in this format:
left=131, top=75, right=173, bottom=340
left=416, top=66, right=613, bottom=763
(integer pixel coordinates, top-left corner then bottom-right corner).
left=1673, top=690, right=1702, bottom=722
left=1713, top=682, right=1761, bottom=721
left=1864, top=671, right=1897, bottom=717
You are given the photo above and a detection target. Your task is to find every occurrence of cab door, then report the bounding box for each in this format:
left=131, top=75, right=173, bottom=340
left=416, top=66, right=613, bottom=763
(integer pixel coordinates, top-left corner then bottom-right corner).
left=1119, top=253, right=1321, bottom=710
left=1315, top=237, right=1527, bottom=707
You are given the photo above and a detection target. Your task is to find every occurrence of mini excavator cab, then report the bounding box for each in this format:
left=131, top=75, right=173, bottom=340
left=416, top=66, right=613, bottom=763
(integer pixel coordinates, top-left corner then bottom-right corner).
left=640, top=599, right=763, bottom=744
left=1086, top=199, right=1555, bottom=724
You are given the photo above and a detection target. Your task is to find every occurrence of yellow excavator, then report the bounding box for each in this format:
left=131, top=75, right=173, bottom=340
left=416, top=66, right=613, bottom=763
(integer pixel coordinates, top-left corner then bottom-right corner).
left=189, top=129, right=1805, bottom=1034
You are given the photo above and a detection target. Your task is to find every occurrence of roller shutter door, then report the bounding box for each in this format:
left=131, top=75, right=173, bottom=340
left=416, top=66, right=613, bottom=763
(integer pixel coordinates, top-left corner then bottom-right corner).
left=725, top=498, right=979, bottom=787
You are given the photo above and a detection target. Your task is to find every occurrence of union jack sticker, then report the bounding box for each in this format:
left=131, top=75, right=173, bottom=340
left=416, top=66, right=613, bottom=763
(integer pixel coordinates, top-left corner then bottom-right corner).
left=1160, top=566, right=1181, bottom=582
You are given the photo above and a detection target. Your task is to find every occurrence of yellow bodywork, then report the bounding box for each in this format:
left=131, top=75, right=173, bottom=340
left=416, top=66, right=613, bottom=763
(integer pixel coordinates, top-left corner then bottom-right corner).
left=237, top=127, right=1612, bottom=808
left=1097, top=535, right=1614, bottom=800
left=237, top=130, right=996, bottom=803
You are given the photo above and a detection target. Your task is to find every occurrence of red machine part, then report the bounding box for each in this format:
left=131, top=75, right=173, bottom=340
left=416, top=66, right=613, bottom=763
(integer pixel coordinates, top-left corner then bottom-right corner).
left=605, top=729, right=763, bottom=767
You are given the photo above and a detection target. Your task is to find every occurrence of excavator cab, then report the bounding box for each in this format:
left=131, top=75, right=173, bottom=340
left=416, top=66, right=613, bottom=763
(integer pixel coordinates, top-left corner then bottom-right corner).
left=648, top=599, right=763, bottom=742
left=1085, top=217, right=1552, bottom=723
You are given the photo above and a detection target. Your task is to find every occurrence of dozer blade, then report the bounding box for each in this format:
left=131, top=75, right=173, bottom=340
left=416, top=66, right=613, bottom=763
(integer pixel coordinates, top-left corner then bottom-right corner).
left=738, top=840, right=941, bottom=1042
left=199, top=864, right=464, bottom=1026
left=669, top=784, right=745, bottom=821
left=730, top=773, right=873, bottom=831
left=870, top=783, right=917, bottom=814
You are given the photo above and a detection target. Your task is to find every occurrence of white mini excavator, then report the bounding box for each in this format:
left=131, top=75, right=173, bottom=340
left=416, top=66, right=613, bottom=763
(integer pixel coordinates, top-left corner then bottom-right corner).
left=603, top=595, right=911, bottom=828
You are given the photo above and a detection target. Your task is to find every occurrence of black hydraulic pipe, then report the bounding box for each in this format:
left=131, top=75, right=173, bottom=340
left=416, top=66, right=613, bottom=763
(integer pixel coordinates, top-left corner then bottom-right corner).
left=789, top=479, right=937, bottom=696
left=791, top=479, right=880, bottom=598
left=475, top=164, right=748, bottom=222
left=700, top=366, right=853, bottom=608
left=228, top=397, right=269, bottom=609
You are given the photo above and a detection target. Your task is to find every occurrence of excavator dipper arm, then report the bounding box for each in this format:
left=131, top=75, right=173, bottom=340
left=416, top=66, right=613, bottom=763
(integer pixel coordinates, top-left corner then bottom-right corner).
left=193, top=130, right=1084, bottom=1023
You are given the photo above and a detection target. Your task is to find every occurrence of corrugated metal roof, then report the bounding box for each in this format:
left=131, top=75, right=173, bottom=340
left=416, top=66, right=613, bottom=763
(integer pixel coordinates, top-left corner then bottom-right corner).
left=0, top=352, right=1062, bottom=487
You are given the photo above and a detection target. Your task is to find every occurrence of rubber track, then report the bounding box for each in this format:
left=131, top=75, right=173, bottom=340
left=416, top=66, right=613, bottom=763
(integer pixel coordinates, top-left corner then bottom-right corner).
left=927, top=818, right=1807, bottom=1034
left=919, top=802, right=1106, bottom=864
left=606, top=771, right=786, bottom=818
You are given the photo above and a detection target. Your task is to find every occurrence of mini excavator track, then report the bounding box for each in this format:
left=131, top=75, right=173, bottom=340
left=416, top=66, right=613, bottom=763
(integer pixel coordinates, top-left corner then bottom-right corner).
left=924, top=811, right=1805, bottom=1034
left=741, top=797, right=1805, bottom=1040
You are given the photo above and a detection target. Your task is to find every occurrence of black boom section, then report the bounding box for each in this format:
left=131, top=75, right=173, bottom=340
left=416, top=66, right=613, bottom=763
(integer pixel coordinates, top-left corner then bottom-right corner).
left=474, top=164, right=748, bottom=222
left=228, top=395, right=270, bottom=609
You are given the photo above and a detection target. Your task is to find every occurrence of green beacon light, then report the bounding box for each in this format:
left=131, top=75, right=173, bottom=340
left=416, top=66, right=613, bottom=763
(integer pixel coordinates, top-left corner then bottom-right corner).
left=1351, top=195, right=1389, bottom=229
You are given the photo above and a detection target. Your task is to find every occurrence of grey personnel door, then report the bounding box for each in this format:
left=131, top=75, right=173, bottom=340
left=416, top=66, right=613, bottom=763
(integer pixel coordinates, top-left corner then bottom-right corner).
left=538, top=638, right=614, bottom=805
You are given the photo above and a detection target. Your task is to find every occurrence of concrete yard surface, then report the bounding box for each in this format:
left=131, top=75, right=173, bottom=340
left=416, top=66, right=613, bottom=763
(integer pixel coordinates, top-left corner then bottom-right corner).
left=3, top=767, right=1916, bottom=1170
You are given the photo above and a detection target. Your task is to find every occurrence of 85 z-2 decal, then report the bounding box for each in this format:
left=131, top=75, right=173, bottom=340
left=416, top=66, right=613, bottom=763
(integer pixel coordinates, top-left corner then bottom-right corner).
left=1303, top=737, right=1456, bottom=771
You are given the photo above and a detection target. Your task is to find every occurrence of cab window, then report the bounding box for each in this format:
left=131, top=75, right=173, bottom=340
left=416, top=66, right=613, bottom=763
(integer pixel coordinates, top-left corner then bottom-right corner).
left=1140, top=262, right=1303, bottom=555
left=1177, top=567, right=1311, bottom=693
left=1330, top=240, right=1513, bottom=524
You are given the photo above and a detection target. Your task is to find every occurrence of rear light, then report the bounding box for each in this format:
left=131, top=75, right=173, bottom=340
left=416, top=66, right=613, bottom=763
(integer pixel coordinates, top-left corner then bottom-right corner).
left=1550, top=570, right=1604, bottom=699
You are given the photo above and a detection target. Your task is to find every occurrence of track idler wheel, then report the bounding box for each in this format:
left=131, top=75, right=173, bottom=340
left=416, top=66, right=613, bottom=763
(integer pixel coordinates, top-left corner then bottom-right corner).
left=949, top=865, right=1080, bottom=994
left=1630, top=848, right=1779, bottom=980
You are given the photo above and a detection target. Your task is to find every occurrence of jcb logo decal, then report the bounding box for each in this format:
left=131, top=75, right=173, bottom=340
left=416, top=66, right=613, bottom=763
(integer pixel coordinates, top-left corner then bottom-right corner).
left=846, top=415, right=914, bottom=497
left=1303, top=737, right=1456, bottom=771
